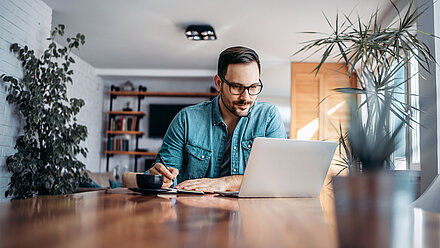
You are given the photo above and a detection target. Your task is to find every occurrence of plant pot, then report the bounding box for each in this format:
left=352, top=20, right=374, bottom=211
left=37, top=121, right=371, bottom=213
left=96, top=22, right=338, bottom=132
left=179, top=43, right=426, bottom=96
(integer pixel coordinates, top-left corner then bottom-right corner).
left=332, top=172, right=416, bottom=248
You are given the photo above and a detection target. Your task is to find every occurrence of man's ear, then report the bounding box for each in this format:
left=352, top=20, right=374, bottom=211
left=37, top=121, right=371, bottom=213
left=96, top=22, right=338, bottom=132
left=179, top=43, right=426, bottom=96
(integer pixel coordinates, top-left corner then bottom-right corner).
left=214, top=75, right=222, bottom=92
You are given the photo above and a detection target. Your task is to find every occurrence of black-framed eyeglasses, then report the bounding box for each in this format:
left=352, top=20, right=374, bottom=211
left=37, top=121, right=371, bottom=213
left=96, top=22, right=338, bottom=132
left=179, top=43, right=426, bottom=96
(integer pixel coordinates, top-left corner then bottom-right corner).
left=219, top=75, right=263, bottom=95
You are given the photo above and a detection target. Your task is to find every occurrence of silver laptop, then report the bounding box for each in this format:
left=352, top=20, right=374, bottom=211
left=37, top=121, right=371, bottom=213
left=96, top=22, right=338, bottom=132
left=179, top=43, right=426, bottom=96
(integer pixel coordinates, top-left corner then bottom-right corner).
left=217, top=137, right=337, bottom=198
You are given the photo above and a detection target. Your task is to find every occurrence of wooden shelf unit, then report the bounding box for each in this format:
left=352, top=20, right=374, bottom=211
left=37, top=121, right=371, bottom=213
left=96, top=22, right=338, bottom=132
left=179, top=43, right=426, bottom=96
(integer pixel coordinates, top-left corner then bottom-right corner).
left=105, top=150, right=157, bottom=156
left=108, top=111, right=145, bottom=116
left=106, top=85, right=148, bottom=172
left=106, top=130, right=144, bottom=135
left=109, top=91, right=218, bottom=98
left=106, top=84, right=218, bottom=172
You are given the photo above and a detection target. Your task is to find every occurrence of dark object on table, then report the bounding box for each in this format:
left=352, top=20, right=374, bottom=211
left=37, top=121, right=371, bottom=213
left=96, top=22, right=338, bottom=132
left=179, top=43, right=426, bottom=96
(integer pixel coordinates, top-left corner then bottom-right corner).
left=136, top=174, right=163, bottom=189
left=129, top=188, right=169, bottom=195
left=129, top=187, right=205, bottom=195
left=333, top=173, right=416, bottom=248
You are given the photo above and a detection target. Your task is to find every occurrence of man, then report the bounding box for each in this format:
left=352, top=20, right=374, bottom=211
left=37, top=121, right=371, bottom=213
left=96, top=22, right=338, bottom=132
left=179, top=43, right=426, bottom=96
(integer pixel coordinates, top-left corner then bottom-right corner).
left=149, top=46, right=286, bottom=192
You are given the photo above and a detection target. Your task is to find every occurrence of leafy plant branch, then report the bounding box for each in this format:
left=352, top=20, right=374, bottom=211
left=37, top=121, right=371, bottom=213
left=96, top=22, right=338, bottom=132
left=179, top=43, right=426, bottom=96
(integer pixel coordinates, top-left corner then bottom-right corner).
left=1, top=24, right=89, bottom=199
left=296, top=1, right=438, bottom=171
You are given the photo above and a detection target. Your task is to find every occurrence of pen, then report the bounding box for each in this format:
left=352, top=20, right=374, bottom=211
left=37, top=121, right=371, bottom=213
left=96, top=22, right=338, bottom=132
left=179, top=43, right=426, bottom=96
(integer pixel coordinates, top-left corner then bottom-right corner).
left=158, top=155, right=176, bottom=183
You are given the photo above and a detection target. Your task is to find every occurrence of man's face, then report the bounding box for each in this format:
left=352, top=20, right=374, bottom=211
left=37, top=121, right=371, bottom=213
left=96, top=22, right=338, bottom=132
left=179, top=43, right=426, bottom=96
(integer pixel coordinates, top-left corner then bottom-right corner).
left=215, top=62, right=260, bottom=117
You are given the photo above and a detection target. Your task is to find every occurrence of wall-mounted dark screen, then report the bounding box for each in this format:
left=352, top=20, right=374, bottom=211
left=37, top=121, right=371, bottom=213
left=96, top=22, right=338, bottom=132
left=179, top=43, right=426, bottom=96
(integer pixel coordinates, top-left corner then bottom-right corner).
left=148, top=104, right=191, bottom=138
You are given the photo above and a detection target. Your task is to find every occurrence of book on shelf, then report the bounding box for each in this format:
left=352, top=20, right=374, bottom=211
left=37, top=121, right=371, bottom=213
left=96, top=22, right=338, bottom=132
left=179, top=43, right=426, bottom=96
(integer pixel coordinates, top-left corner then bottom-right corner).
left=109, top=116, right=138, bottom=132
left=108, top=137, right=113, bottom=151
left=107, top=137, right=130, bottom=151
left=127, top=118, right=132, bottom=131
left=121, top=117, right=126, bottom=131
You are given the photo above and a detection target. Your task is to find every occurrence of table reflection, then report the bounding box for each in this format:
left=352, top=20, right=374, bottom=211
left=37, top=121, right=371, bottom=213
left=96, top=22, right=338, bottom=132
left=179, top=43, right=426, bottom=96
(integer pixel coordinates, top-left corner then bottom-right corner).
left=0, top=188, right=438, bottom=248
left=239, top=198, right=336, bottom=247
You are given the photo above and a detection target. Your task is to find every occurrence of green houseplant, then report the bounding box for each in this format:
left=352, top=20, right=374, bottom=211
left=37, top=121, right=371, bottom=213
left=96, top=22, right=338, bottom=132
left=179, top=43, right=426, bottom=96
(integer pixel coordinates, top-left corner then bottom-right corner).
left=296, top=1, right=437, bottom=172
left=295, top=4, right=438, bottom=244
left=1, top=24, right=90, bottom=199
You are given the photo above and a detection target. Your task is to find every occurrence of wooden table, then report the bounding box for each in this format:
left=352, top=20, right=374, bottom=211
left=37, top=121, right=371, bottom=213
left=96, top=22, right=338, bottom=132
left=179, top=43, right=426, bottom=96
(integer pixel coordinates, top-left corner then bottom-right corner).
left=0, top=188, right=438, bottom=248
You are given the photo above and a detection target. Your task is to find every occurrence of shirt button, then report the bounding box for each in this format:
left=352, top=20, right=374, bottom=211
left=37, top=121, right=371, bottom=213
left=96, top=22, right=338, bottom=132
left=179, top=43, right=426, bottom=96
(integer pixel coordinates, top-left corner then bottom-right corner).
left=248, top=145, right=251, bottom=148
left=233, top=146, right=237, bottom=150
left=201, top=155, right=205, bottom=159
left=232, top=168, right=237, bottom=172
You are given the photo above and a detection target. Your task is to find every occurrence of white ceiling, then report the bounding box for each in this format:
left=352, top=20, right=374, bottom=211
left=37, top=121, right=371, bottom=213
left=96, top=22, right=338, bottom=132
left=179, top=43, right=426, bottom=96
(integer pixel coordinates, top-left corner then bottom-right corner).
left=42, top=0, right=395, bottom=71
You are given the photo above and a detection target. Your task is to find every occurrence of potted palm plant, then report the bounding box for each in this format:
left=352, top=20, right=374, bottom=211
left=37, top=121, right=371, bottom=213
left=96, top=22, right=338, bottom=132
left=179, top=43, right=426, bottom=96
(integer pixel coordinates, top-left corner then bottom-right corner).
left=296, top=2, right=437, bottom=246
left=296, top=1, right=436, bottom=173
left=0, top=24, right=90, bottom=200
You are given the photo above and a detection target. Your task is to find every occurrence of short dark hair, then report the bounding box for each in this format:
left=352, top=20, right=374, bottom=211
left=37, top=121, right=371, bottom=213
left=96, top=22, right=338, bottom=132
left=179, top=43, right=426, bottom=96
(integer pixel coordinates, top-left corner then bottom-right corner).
left=217, top=46, right=261, bottom=77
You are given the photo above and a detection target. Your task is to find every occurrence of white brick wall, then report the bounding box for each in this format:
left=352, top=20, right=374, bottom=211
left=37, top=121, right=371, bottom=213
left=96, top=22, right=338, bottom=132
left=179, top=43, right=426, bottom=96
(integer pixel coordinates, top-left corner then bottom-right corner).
left=67, top=51, right=104, bottom=172
left=0, top=0, right=104, bottom=201
left=0, top=0, right=52, bottom=202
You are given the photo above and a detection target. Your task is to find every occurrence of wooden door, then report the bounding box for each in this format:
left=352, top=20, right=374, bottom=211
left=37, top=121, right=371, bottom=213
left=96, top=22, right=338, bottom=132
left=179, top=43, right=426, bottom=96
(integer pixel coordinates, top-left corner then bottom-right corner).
left=291, top=63, right=357, bottom=207
left=290, top=63, right=356, bottom=142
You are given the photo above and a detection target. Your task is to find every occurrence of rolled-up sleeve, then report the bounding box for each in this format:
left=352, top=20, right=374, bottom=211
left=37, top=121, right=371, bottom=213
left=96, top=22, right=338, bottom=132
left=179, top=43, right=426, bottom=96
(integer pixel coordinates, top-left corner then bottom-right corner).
left=153, top=110, right=186, bottom=171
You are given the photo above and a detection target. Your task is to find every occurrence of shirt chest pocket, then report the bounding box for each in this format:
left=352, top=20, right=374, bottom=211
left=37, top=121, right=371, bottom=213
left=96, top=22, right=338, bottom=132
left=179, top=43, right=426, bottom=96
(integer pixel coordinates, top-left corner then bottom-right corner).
left=185, top=144, right=212, bottom=179
left=241, top=139, right=253, bottom=165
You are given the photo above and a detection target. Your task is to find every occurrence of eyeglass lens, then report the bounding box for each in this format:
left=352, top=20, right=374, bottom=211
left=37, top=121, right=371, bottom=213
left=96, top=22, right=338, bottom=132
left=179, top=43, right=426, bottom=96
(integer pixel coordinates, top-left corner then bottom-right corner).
left=230, top=85, right=262, bottom=95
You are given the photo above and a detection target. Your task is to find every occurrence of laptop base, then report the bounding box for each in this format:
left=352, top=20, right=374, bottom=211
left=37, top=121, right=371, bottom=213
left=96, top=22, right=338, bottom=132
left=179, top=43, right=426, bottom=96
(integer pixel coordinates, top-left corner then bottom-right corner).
left=215, top=191, right=239, bottom=197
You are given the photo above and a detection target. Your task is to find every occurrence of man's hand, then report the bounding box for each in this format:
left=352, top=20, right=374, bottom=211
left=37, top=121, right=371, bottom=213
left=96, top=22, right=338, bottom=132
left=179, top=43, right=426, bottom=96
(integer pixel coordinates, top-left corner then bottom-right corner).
left=149, top=163, right=179, bottom=189
left=175, top=175, right=243, bottom=193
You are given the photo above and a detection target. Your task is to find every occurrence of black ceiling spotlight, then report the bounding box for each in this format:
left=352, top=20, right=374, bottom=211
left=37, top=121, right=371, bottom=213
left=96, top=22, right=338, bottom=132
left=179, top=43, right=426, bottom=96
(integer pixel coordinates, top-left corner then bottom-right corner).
left=185, top=25, right=217, bottom=41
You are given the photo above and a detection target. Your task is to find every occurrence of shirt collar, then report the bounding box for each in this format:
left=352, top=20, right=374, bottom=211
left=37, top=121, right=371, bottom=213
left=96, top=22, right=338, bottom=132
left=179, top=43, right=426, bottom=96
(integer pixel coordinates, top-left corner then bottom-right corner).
left=211, top=95, right=256, bottom=126
left=212, top=95, right=223, bottom=126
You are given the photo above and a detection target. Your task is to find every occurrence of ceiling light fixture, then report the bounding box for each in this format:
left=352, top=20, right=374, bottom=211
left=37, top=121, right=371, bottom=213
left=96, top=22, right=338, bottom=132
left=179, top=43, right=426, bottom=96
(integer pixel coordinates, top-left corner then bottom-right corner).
left=185, top=25, right=217, bottom=41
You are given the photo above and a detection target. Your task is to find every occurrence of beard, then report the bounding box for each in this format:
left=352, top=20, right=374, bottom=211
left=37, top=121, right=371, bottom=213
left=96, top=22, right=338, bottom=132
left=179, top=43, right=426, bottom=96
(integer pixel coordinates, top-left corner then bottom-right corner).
left=231, top=99, right=253, bottom=116
left=220, top=90, right=254, bottom=117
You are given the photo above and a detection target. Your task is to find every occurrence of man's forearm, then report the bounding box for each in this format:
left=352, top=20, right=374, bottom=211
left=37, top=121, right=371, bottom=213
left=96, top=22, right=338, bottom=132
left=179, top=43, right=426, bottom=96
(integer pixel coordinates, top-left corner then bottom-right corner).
left=223, top=175, right=243, bottom=191
left=175, top=175, right=244, bottom=192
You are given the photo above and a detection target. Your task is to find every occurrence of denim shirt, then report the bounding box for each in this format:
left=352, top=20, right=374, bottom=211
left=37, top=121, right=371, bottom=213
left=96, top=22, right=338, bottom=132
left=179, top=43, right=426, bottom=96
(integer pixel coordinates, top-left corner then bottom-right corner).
left=154, top=95, right=287, bottom=184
